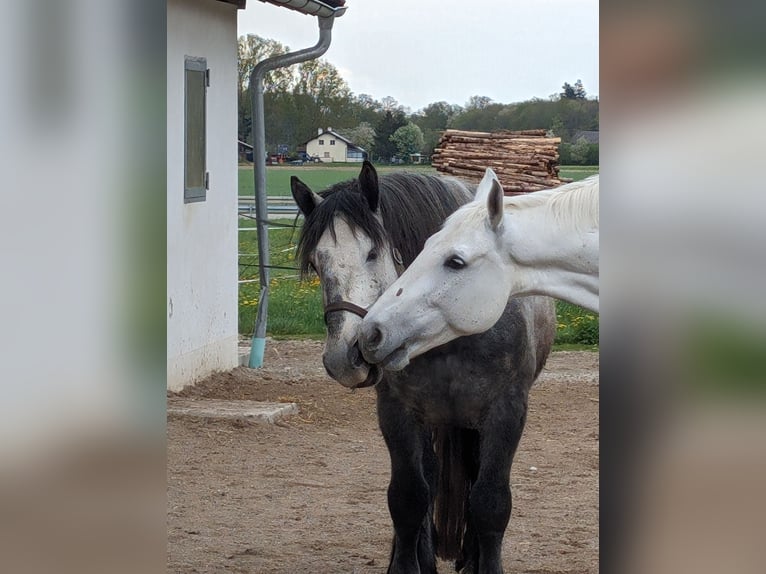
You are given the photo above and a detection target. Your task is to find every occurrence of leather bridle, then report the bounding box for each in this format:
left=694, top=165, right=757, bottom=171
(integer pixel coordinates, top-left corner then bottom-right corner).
left=323, top=300, right=368, bottom=325
left=321, top=247, right=405, bottom=325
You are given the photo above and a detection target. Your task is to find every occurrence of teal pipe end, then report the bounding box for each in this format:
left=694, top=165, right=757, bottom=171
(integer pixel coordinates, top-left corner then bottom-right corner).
left=248, top=337, right=266, bottom=368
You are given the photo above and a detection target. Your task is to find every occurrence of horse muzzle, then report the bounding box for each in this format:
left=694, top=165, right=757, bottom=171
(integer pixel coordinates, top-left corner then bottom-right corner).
left=322, top=338, right=383, bottom=389
left=357, top=321, right=411, bottom=372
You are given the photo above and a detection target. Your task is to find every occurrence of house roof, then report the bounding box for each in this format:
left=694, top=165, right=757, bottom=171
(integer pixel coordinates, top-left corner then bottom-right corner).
left=257, top=0, right=347, bottom=18
left=216, top=0, right=247, bottom=9
left=305, top=129, right=366, bottom=152
left=573, top=130, right=599, bottom=144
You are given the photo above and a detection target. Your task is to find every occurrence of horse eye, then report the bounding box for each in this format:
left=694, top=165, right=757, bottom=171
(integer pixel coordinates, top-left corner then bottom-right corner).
left=366, top=249, right=378, bottom=262
left=444, top=256, right=466, bottom=270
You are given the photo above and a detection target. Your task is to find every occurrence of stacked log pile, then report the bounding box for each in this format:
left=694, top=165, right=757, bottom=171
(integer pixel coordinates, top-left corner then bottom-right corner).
left=432, top=129, right=571, bottom=194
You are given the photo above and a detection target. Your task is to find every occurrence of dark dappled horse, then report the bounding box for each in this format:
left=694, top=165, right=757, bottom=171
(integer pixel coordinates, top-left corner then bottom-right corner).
left=291, top=161, right=556, bottom=574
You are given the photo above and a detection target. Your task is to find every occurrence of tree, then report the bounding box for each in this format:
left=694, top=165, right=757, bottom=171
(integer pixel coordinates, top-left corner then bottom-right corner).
left=287, top=58, right=353, bottom=143
left=238, top=35, right=293, bottom=143
left=412, top=101, right=462, bottom=155
left=466, top=95, right=493, bottom=110
left=294, top=59, right=351, bottom=101
left=237, top=34, right=293, bottom=95
left=573, top=79, right=587, bottom=100
left=373, top=110, right=408, bottom=161
left=449, top=101, right=504, bottom=132
left=561, top=80, right=587, bottom=101
left=390, top=123, right=425, bottom=160
left=550, top=114, right=565, bottom=138
left=338, top=122, right=376, bottom=153
left=560, top=82, right=577, bottom=100
left=380, top=96, right=403, bottom=112
left=570, top=136, right=591, bottom=165
left=575, top=80, right=588, bottom=100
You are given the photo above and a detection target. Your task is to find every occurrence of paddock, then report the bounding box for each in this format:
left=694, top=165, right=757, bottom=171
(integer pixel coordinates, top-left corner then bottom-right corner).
left=167, top=340, right=598, bottom=573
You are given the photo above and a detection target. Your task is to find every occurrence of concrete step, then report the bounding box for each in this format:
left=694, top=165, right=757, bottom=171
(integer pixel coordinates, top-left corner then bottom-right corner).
left=167, top=398, right=299, bottom=424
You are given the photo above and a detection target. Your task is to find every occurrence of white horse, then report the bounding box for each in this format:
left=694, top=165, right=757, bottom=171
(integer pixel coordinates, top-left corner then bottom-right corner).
left=359, top=169, right=598, bottom=369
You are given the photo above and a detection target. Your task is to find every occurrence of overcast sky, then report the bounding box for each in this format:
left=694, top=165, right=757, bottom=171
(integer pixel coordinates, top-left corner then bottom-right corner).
left=238, top=0, right=598, bottom=112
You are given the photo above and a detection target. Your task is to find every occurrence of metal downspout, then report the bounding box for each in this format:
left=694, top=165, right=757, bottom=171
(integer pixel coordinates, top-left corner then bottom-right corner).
left=248, top=16, right=336, bottom=367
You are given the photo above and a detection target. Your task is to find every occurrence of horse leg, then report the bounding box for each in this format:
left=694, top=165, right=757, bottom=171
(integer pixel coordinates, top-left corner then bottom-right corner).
left=418, top=435, right=438, bottom=573
left=466, top=401, right=528, bottom=574
left=385, top=426, right=435, bottom=574
left=377, top=387, right=436, bottom=574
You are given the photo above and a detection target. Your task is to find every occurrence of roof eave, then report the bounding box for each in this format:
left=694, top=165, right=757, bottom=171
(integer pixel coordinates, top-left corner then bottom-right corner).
left=217, top=0, right=247, bottom=9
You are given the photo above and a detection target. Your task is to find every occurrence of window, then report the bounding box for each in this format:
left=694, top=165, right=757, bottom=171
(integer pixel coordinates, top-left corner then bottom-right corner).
left=323, top=151, right=330, bottom=158
left=184, top=56, right=208, bottom=203
left=318, top=139, right=324, bottom=145
left=330, top=139, right=336, bottom=146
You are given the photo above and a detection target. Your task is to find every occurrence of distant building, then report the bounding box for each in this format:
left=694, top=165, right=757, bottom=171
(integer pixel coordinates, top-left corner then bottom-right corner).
left=304, top=128, right=366, bottom=163
left=238, top=140, right=253, bottom=162
left=572, top=130, right=599, bottom=144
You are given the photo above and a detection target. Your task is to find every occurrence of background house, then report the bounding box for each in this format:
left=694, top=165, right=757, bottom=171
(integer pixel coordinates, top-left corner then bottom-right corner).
left=238, top=139, right=254, bottom=162
left=304, top=127, right=366, bottom=163
left=572, top=130, right=599, bottom=144
left=167, top=0, right=245, bottom=391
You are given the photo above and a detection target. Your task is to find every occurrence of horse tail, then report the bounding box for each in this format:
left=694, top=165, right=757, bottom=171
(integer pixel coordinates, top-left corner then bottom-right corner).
left=432, top=426, right=479, bottom=561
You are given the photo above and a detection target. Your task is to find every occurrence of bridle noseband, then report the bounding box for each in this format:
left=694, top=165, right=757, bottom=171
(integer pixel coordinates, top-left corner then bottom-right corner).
left=321, top=247, right=405, bottom=325
left=323, top=301, right=368, bottom=325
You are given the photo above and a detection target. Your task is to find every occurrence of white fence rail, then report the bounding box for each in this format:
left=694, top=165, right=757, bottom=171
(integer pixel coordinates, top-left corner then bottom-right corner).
left=238, top=196, right=299, bottom=217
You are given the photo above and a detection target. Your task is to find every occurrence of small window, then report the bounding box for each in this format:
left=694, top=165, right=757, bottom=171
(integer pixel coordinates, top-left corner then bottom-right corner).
left=323, top=151, right=330, bottom=158
left=318, top=139, right=324, bottom=145
left=330, top=139, right=336, bottom=146
left=185, top=56, right=208, bottom=203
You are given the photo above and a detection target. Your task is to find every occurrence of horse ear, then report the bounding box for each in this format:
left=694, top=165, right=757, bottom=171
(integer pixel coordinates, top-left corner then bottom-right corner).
left=474, top=167, right=498, bottom=203
left=487, top=179, right=504, bottom=232
left=358, top=160, right=379, bottom=212
left=291, top=176, right=323, bottom=217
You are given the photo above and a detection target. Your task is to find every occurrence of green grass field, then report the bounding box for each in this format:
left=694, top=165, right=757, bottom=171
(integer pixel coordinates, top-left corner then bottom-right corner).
left=238, top=163, right=438, bottom=197
left=558, top=165, right=599, bottom=181
left=238, top=164, right=598, bottom=197
left=239, top=165, right=599, bottom=348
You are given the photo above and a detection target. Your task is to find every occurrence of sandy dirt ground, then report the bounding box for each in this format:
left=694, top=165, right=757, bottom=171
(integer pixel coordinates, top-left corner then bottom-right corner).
left=167, top=340, right=598, bottom=573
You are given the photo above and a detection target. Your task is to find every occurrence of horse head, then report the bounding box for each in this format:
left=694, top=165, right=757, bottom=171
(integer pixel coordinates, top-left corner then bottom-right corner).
left=358, top=169, right=514, bottom=369
left=292, top=161, right=402, bottom=389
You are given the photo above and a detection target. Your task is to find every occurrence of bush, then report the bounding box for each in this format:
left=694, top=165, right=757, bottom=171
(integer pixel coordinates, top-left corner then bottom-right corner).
left=558, top=142, right=598, bottom=166
left=554, top=301, right=599, bottom=346
left=586, top=143, right=599, bottom=165
left=559, top=143, right=572, bottom=165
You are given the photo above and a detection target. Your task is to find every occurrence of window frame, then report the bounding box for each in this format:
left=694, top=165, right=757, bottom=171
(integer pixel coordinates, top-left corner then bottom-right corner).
left=184, top=56, right=208, bottom=203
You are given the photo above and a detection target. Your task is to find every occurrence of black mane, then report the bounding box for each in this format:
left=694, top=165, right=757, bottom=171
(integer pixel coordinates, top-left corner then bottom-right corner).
left=296, top=172, right=473, bottom=276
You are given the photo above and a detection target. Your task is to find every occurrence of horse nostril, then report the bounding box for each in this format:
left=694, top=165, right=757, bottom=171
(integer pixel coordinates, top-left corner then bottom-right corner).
left=367, top=326, right=383, bottom=349
left=349, top=341, right=365, bottom=368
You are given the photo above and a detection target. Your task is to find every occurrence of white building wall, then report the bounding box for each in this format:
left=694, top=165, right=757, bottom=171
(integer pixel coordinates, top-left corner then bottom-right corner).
left=167, top=0, right=239, bottom=391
